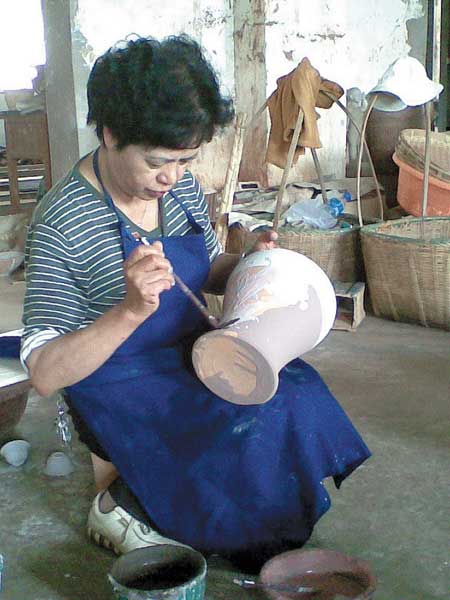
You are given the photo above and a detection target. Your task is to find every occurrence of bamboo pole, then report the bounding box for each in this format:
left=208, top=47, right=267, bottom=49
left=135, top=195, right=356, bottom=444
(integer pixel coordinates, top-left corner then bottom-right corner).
left=310, top=148, right=328, bottom=204
left=215, top=112, right=248, bottom=249
left=432, top=0, right=442, bottom=86
left=420, top=101, right=432, bottom=239
left=322, top=90, right=384, bottom=220
left=272, top=109, right=304, bottom=231
left=356, top=95, right=378, bottom=227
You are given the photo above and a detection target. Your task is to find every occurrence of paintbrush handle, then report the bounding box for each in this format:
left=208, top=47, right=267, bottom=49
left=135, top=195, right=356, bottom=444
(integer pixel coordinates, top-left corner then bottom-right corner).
left=233, top=578, right=315, bottom=594
left=172, top=272, right=220, bottom=328
left=140, top=236, right=220, bottom=328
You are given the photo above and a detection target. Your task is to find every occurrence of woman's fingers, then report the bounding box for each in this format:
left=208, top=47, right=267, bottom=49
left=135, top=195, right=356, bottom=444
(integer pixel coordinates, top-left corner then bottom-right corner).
left=135, top=268, right=175, bottom=290
left=252, top=230, right=278, bottom=252
left=124, top=246, right=174, bottom=284
left=125, top=241, right=165, bottom=268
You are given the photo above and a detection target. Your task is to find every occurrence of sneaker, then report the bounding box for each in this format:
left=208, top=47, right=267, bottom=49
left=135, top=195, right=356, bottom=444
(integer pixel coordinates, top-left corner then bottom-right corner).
left=87, top=492, right=187, bottom=555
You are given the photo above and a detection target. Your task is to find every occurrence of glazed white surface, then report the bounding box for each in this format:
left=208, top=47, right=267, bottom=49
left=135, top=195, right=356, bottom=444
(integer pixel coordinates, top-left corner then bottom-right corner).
left=223, top=249, right=336, bottom=342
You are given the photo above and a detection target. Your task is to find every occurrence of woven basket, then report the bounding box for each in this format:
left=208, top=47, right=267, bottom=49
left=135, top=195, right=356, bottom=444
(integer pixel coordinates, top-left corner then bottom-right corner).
left=226, top=223, right=363, bottom=282
left=395, top=129, right=450, bottom=183
left=360, top=217, right=450, bottom=329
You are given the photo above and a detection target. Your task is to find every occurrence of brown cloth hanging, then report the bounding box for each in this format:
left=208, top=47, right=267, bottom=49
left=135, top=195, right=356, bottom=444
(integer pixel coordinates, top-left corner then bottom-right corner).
left=266, top=57, right=344, bottom=169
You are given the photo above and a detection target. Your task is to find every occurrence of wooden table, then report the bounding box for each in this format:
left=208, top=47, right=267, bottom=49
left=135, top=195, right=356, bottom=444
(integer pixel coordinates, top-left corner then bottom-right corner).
left=0, top=110, right=51, bottom=212
left=0, top=279, right=30, bottom=437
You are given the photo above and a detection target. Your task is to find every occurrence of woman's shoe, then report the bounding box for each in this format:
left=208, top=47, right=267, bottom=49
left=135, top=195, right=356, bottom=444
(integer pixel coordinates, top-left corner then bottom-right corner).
left=87, top=492, right=187, bottom=554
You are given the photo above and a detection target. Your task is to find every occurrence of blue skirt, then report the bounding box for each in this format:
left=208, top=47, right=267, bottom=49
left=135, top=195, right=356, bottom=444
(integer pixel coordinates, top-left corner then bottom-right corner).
left=68, top=349, right=371, bottom=570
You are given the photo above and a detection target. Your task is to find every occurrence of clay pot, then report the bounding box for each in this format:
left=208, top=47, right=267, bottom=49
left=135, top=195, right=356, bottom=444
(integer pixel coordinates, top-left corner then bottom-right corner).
left=192, top=249, right=336, bottom=405
left=260, top=548, right=377, bottom=600
left=365, top=106, right=425, bottom=207
left=0, top=380, right=30, bottom=439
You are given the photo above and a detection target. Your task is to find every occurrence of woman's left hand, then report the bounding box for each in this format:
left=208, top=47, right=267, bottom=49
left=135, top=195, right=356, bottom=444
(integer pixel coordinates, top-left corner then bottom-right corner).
left=248, top=230, right=278, bottom=254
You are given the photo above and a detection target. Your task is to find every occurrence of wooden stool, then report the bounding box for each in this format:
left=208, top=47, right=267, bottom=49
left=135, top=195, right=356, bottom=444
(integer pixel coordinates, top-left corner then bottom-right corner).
left=332, top=281, right=366, bottom=331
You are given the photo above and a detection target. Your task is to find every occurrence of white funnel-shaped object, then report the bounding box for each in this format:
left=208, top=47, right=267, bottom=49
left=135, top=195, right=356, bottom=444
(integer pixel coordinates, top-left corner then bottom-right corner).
left=367, top=56, right=443, bottom=112
left=193, top=249, right=336, bottom=405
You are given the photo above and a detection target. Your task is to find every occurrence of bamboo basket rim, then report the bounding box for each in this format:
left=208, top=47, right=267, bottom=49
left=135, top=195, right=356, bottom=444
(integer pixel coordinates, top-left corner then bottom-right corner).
left=360, top=216, right=450, bottom=246
left=396, top=128, right=450, bottom=182
left=273, top=223, right=360, bottom=237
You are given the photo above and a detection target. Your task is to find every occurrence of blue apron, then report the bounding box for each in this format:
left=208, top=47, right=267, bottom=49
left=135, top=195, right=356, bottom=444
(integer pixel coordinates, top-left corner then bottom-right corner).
left=66, top=151, right=371, bottom=569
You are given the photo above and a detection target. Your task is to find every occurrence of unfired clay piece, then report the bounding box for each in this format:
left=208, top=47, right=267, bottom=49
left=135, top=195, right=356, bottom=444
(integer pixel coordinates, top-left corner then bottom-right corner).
left=43, top=451, right=74, bottom=477
left=193, top=249, right=336, bottom=405
left=0, top=439, right=30, bottom=467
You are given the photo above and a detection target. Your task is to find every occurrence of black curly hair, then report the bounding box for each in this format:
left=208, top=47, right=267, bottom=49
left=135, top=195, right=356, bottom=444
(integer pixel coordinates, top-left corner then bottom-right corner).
left=87, top=34, right=234, bottom=150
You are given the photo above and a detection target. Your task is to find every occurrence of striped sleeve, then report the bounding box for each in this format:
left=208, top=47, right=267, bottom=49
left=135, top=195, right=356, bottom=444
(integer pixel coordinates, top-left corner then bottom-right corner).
left=21, top=221, right=89, bottom=366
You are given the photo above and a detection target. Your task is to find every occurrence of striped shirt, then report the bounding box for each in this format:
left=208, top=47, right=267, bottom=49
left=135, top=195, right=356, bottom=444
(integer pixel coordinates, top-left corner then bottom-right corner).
left=20, top=161, right=222, bottom=366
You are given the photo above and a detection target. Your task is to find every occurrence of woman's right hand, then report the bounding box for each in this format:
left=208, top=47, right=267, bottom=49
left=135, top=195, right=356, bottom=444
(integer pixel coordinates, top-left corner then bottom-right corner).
left=121, top=241, right=174, bottom=321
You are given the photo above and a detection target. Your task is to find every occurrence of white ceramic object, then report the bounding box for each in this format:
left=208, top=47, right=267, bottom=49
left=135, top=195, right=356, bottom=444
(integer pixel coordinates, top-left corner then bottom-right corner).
left=193, top=248, right=336, bottom=405
left=0, top=439, right=30, bottom=467
left=0, top=251, right=25, bottom=277
left=43, top=451, right=74, bottom=477
left=367, top=57, right=443, bottom=112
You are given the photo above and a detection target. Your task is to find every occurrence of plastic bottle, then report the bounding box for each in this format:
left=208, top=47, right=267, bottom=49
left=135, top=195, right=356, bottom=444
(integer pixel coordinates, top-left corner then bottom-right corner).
left=325, top=190, right=351, bottom=217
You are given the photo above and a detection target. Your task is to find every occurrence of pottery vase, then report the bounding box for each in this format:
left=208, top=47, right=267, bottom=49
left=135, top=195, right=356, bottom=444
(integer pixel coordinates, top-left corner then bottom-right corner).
left=192, top=249, right=336, bottom=405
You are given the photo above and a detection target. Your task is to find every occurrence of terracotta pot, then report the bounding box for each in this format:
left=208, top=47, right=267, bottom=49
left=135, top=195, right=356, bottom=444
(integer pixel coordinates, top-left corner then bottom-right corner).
left=260, top=548, right=377, bottom=600
left=393, top=153, right=450, bottom=217
left=192, top=249, right=336, bottom=405
left=365, top=106, right=425, bottom=208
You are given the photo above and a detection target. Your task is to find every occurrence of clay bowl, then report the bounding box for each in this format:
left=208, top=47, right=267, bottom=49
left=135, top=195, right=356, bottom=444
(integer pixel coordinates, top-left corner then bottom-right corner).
left=0, top=381, right=30, bottom=439
left=260, top=549, right=376, bottom=600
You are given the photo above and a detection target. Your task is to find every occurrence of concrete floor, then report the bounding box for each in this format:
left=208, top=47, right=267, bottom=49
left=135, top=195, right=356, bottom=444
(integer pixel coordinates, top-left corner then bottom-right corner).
left=0, top=316, right=449, bottom=600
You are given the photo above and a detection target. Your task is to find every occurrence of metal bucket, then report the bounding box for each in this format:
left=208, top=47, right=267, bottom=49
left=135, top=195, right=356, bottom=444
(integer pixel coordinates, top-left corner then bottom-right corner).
left=109, top=545, right=207, bottom=600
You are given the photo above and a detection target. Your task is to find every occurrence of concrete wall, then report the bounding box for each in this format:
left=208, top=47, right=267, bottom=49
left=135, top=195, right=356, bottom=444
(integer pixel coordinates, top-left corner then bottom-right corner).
left=71, top=0, right=235, bottom=190
left=41, top=0, right=428, bottom=189
left=264, top=0, right=428, bottom=184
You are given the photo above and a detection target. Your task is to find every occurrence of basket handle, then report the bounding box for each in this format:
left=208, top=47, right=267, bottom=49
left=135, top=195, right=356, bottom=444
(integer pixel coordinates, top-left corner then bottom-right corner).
left=321, top=90, right=384, bottom=224
left=273, top=109, right=305, bottom=231
left=420, top=101, right=432, bottom=237
left=356, top=94, right=382, bottom=227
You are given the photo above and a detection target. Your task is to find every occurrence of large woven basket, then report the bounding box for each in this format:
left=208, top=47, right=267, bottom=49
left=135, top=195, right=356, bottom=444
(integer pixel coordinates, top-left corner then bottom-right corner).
left=227, top=224, right=363, bottom=282
left=360, top=217, right=450, bottom=329
left=395, top=129, right=450, bottom=183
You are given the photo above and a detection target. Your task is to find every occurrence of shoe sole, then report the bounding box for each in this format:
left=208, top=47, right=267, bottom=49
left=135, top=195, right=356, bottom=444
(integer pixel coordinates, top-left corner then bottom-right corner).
left=87, top=526, right=121, bottom=555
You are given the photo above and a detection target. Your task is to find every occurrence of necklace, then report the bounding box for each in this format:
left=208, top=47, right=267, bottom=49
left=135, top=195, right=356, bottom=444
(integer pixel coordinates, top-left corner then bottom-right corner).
left=139, top=201, right=150, bottom=227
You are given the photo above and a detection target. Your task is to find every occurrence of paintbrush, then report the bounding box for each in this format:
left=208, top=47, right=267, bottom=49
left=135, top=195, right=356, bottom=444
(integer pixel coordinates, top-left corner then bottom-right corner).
left=140, top=237, right=220, bottom=328
left=233, top=577, right=316, bottom=595
left=172, top=271, right=221, bottom=328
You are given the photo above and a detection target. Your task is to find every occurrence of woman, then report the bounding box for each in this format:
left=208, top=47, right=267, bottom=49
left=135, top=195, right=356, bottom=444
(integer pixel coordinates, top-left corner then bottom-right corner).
left=22, top=34, right=370, bottom=572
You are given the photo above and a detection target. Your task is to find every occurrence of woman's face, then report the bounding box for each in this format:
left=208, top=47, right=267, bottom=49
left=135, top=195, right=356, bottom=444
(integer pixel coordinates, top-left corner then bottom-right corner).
left=104, top=131, right=199, bottom=201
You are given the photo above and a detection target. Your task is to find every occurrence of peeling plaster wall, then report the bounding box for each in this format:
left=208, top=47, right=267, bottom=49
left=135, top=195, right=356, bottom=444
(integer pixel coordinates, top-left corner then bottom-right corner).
left=70, top=0, right=235, bottom=190
left=44, top=0, right=428, bottom=190
left=264, top=0, right=427, bottom=184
